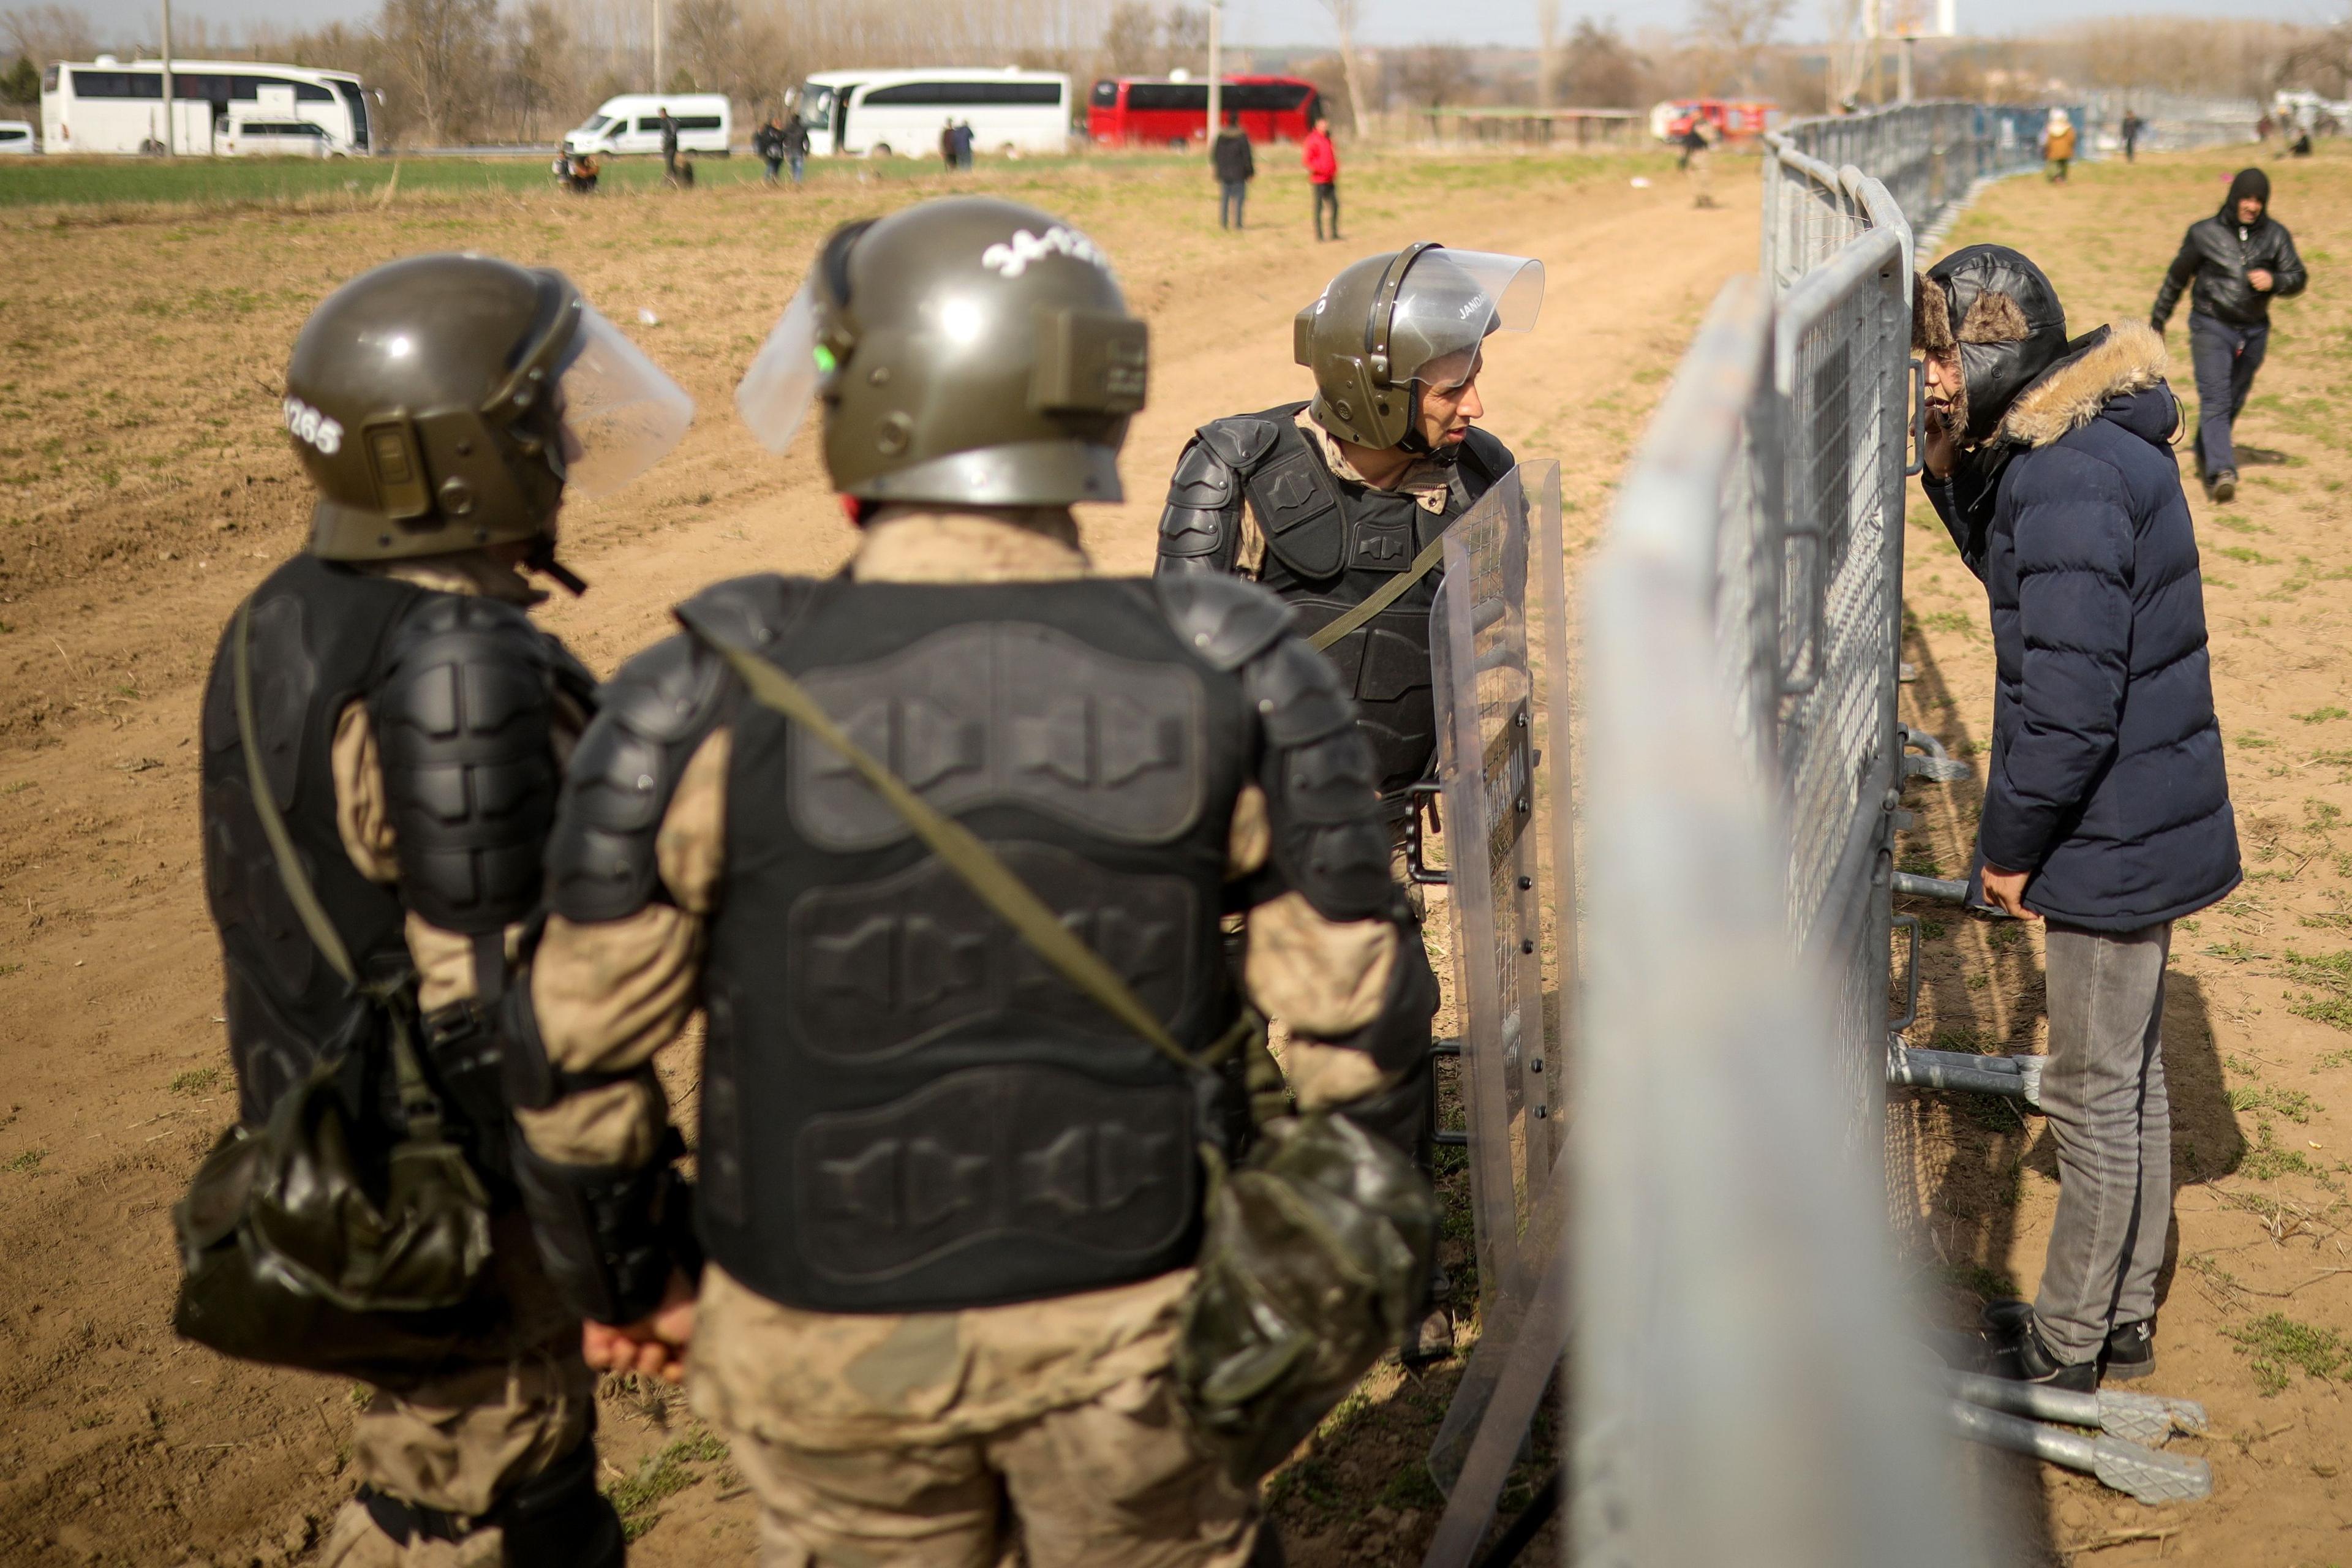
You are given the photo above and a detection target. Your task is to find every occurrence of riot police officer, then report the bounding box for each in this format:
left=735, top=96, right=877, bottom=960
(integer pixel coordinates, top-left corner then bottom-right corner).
left=192, top=253, right=692, bottom=1566
left=1154, top=243, right=1542, bottom=818
left=500, top=197, right=1437, bottom=1567
left=1154, top=244, right=1542, bottom=1362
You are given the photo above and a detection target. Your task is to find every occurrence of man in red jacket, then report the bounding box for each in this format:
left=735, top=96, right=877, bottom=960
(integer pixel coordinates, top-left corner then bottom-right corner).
left=1303, top=114, right=1341, bottom=241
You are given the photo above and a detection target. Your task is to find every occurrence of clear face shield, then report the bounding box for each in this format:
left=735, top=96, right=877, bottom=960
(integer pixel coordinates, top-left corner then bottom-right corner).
left=735, top=275, right=826, bottom=455
left=548, top=302, right=697, bottom=498
left=1387, top=249, right=1545, bottom=395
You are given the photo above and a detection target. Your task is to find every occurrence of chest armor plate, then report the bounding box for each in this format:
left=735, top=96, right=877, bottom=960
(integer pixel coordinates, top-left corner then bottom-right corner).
left=697, top=579, right=1251, bottom=1314
left=1243, top=418, right=1479, bottom=797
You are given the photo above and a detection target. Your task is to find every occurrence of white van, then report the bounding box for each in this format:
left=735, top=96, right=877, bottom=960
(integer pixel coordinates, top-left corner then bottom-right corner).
left=565, top=94, right=731, bottom=157
left=0, top=119, right=36, bottom=154
left=796, top=69, right=1070, bottom=158
left=219, top=109, right=339, bottom=157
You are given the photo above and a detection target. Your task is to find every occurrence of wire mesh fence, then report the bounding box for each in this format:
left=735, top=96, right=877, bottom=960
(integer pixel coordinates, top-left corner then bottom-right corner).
left=1762, top=102, right=2062, bottom=286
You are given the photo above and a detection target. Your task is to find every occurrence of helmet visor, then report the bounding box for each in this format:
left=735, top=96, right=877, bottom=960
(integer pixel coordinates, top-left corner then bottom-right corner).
left=553, top=304, right=696, bottom=499
left=1389, top=249, right=1545, bottom=392
left=736, top=277, right=824, bottom=454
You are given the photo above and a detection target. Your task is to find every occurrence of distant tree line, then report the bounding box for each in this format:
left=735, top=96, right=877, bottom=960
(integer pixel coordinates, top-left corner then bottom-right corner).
left=3, top=0, right=2346, bottom=145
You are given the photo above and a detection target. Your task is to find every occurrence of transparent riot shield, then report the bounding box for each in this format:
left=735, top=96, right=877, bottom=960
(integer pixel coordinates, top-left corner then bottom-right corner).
left=1428, top=462, right=1561, bottom=1311
left=1422, top=461, right=1574, bottom=1504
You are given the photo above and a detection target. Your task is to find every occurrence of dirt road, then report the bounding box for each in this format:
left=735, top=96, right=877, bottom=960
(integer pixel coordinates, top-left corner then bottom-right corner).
left=1898, top=146, right=2352, bottom=1566
left=0, top=149, right=1746, bottom=1565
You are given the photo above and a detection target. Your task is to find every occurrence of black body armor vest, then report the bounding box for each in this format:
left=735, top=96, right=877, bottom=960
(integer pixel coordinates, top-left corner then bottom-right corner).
left=1233, top=404, right=1507, bottom=801
left=199, top=556, right=425, bottom=1128
left=693, top=576, right=1256, bottom=1314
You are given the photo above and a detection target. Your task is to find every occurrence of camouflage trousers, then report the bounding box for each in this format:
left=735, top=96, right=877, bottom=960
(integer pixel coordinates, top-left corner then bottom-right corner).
left=316, top=1215, right=598, bottom=1567
left=688, top=1267, right=1261, bottom=1568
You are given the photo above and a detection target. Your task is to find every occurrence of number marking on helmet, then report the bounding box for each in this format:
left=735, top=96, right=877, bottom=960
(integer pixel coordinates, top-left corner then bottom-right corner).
left=282, top=396, right=344, bottom=456
left=981, top=225, right=1110, bottom=280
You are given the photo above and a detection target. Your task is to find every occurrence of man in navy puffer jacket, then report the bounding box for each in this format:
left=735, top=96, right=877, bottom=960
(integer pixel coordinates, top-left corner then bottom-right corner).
left=1917, top=245, right=2241, bottom=1392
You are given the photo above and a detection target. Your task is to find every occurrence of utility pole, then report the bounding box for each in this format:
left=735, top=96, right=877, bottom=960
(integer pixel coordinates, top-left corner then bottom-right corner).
left=1898, top=34, right=1916, bottom=104
left=160, top=0, right=175, bottom=156
left=1205, top=0, right=1223, bottom=151
left=653, top=0, right=665, bottom=92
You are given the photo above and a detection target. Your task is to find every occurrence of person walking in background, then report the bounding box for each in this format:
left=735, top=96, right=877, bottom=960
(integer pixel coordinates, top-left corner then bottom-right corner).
left=1303, top=113, right=1341, bottom=241
left=755, top=116, right=785, bottom=185
left=2121, top=111, right=2143, bottom=164
left=2151, top=166, right=2307, bottom=502
left=2040, top=107, right=2076, bottom=183
left=956, top=118, right=976, bottom=168
left=659, top=104, right=679, bottom=179
left=1678, top=118, right=1718, bottom=208
left=940, top=118, right=957, bottom=172
left=1915, top=245, right=2240, bottom=1391
left=1213, top=111, right=1254, bottom=230
left=781, top=108, right=809, bottom=186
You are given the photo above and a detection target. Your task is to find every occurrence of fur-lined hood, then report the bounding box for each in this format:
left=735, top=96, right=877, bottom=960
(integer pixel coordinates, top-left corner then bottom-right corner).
left=1997, top=322, right=2169, bottom=448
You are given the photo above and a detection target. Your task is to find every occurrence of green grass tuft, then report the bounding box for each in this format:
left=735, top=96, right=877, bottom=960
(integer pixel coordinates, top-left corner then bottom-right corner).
left=168, top=1066, right=221, bottom=1096
left=2227, top=1313, right=2348, bottom=1396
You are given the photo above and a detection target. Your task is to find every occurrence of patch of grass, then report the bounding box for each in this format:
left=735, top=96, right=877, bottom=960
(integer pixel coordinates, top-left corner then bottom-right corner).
left=602, top=1430, right=730, bottom=1544
left=2214, top=545, right=2273, bottom=565
left=5, top=1147, right=47, bottom=1173
left=2226, top=1313, right=2349, bottom=1396
left=2229, top=1084, right=2322, bottom=1123
left=1378, top=1461, right=1446, bottom=1512
left=2285, top=948, right=2352, bottom=1030
left=2242, top=1121, right=2322, bottom=1182
left=2314, top=1048, right=2352, bottom=1072
left=1898, top=850, right=1945, bottom=877
left=2296, top=706, right=2351, bottom=725
left=1, top=780, right=30, bottom=794
left=2206, top=940, right=2267, bottom=962
left=168, top=1066, right=221, bottom=1096
left=1945, top=1261, right=2018, bottom=1300
left=2236, top=732, right=2278, bottom=750
left=1909, top=609, right=1978, bottom=638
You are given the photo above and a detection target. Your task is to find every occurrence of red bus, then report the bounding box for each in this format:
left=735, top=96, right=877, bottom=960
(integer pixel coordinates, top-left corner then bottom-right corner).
left=1087, top=75, right=1322, bottom=148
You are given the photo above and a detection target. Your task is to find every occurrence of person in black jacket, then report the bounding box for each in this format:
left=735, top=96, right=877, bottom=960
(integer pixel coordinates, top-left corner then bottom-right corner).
left=1213, top=111, right=1254, bottom=230
left=1917, top=245, right=2241, bottom=1392
left=754, top=116, right=785, bottom=184
left=658, top=105, right=679, bottom=177
left=2150, top=166, right=2307, bottom=501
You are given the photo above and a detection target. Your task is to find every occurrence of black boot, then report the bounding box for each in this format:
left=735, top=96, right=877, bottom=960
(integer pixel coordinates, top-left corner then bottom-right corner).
left=355, top=1438, right=623, bottom=1568
left=1985, top=1308, right=2099, bottom=1392
left=1985, top=1298, right=2156, bottom=1382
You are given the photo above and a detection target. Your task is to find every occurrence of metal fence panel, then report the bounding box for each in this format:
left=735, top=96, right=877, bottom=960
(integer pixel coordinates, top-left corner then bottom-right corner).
left=1569, top=272, right=1981, bottom=1568
left=1428, top=464, right=1559, bottom=1320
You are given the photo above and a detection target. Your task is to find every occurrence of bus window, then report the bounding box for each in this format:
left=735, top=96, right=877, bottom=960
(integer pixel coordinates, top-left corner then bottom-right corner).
left=333, top=79, right=370, bottom=148
left=797, top=85, right=835, bottom=128
left=71, top=71, right=164, bottom=99
left=674, top=116, right=721, bottom=131
left=42, top=64, right=59, bottom=93
left=1091, top=80, right=1119, bottom=108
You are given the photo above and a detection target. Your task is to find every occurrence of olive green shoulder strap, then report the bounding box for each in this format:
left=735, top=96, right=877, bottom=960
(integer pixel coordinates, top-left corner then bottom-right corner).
left=1307, top=532, right=1447, bottom=651
left=677, top=603, right=1246, bottom=1080
left=232, top=598, right=442, bottom=1136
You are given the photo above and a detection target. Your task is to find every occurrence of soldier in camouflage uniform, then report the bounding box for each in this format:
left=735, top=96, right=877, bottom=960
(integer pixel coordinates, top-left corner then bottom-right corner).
left=194, top=253, right=692, bottom=1566
left=498, top=197, right=1437, bottom=1567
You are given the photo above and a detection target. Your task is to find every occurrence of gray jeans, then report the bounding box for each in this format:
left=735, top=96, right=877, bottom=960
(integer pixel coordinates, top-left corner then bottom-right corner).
left=2032, top=921, right=2173, bottom=1363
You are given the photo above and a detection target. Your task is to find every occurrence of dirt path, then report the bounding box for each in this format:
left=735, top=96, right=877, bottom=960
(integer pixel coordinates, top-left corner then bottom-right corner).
left=1898, top=145, right=2352, bottom=1566
left=0, top=150, right=1749, bottom=1566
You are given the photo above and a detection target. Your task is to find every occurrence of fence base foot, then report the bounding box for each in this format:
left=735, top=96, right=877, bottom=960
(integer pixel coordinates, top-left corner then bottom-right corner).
left=1887, top=1042, right=2043, bottom=1107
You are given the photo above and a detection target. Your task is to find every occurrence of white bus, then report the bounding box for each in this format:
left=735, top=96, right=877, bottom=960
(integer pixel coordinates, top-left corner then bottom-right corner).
left=40, top=56, right=374, bottom=156
left=563, top=93, right=732, bottom=158
left=795, top=69, right=1071, bottom=159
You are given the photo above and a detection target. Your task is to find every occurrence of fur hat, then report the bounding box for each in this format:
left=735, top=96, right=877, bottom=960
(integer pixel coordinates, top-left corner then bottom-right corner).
left=1912, top=245, right=2070, bottom=447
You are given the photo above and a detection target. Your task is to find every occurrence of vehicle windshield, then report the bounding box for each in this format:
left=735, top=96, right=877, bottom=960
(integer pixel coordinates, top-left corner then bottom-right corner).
left=578, top=113, right=611, bottom=132
left=796, top=86, right=834, bottom=127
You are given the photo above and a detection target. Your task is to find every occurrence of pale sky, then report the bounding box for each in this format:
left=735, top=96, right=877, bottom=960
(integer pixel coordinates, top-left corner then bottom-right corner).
left=53, top=0, right=2326, bottom=51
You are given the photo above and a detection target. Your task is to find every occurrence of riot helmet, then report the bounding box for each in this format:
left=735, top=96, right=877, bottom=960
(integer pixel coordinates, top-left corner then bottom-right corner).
left=1294, top=244, right=1543, bottom=451
left=736, top=197, right=1148, bottom=507
left=285, top=253, right=693, bottom=575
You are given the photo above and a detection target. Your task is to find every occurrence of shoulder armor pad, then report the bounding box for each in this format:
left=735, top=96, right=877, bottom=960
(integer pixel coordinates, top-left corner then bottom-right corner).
left=546, top=635, right=731, bottom=923
left=543, top=636, right=601, bottom=717
left=1458, top=428, right=1516, bottom=491
left=371, top=595, right=565, bottom=935
left=1240, top=631, right=1356, bottom=745
left=1196, top=415, right=1284, bottom=474
left=1154, top=575, right=1294, bottom=671
left=673, top=573, right=819, bottom=654
left=1166, top=436, right=1242, bottom=510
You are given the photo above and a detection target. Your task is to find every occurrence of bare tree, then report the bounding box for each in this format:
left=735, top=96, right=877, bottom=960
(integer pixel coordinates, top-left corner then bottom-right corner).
left=378, top=0, right=498, bottom=147
left=668, top=0, right=739, bottom=92
left=2, top=4, right=97, bottom=66
left=1103, top=2, right=1158, bottom=75
left=1314, top=0, right=1373, bottom=141
left=1163, top=5, right=1208, bottom=76
left=1559, top=18, right=1647, bottom=108
left=1393, top=44, right=1475, bottom=110
left=500, top=1, right=576, bottom=141
left=1689, top=0, right=1794, bottom=95
left=1535, top=0, right=1562, bottom=108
